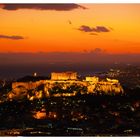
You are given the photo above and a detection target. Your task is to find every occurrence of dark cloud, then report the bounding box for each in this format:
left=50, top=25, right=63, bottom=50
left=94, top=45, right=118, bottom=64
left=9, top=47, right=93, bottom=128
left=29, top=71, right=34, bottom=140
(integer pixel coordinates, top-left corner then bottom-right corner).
left=0, top=35, right=24, bottom=40
left=90, top=33, right=98, bottom=35
left=95, top=26, right=110, bottom=32
left=78, top=25, right=110, bottom=34
left=78, top=25, right=93, bottom=32
left=2, top=4, right=86, bottom=11
left=90, top=48, right=104, bottom=53
left=83, top=48, right=104, bottom=53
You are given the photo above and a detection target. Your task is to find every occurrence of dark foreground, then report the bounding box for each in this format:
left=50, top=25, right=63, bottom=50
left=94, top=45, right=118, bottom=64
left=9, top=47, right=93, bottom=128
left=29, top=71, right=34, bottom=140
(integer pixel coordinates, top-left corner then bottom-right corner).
left=0, top=88, right=140, bottom=136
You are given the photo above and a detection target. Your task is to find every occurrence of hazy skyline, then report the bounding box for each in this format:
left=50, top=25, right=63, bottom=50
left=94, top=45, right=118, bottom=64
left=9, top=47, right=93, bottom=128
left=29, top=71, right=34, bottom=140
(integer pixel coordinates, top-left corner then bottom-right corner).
left=0, top=51, right=140, bottom=65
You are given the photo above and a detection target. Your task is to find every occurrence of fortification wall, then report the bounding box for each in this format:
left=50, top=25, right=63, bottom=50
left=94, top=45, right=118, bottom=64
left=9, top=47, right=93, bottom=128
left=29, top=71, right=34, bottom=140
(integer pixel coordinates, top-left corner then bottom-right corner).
left=12, top=80, right=47, bottom=90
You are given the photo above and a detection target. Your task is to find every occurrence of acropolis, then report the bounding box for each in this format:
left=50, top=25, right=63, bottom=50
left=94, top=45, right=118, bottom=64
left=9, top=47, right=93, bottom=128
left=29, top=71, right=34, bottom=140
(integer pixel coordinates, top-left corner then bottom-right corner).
left=8, top=72, right=124, bottom=100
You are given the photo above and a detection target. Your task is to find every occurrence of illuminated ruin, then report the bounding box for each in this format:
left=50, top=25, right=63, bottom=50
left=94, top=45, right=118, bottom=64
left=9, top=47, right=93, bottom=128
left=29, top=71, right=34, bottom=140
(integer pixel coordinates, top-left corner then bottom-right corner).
left=9, top=72, right=124, bottom=100
left=51, top=72, right=77, bottom=80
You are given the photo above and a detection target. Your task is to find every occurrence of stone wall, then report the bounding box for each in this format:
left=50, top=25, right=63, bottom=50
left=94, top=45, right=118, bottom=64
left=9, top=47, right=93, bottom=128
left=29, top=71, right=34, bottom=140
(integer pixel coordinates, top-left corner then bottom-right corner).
left=12, top=80, right=47, bottom=90
left=51, top=72, right=77, bottom=80
left=85, top=76, right=99, bottom=83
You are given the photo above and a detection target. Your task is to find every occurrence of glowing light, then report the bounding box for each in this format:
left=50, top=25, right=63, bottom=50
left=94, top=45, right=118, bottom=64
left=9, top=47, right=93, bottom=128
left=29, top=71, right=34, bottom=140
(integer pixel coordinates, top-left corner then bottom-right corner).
left=33, top=72, right=37, bottom=77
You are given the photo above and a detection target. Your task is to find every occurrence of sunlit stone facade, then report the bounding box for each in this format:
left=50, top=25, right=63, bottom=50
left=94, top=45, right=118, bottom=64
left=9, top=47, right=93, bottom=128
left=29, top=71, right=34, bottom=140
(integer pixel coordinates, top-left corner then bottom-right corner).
left=51, top=72, right=77, bottom=80
left=85, top=76, right=99, bottom=83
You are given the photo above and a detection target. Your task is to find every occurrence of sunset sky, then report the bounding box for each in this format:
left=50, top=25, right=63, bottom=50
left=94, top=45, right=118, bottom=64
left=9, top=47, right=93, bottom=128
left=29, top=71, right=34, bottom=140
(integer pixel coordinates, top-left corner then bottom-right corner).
left=0, top=4, right=140, bottom=54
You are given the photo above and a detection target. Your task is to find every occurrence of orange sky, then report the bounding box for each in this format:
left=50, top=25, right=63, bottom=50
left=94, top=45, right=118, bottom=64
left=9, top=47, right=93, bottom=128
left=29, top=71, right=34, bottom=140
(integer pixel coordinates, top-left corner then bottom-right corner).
left=0, top=4, right=140, bottom=54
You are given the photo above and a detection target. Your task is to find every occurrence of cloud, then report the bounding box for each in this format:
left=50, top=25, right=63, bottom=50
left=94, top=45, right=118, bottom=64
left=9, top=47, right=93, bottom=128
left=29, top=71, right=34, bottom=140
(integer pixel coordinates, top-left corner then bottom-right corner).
left=95, top=26, right=110, bottom=32
left=0, top=35, right=24, bottom=40
left=90, top=33, right=98, bottom=35
left=78, top=25, right=111, bottom=34
left=78, top=25, right=93, bottom=32
left=84, top=48, right=105, bottom=54
left=1, top=4, right=86, bottom=11
left=90, top=48, right=104, bottom=53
